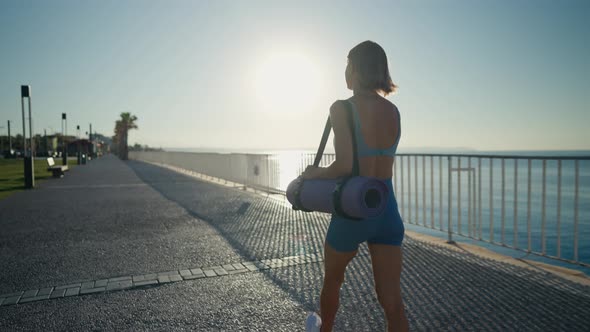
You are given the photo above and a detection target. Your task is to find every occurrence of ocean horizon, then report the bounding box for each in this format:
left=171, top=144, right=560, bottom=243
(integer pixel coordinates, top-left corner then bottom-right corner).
left=164, top=147, right=590, bottom=157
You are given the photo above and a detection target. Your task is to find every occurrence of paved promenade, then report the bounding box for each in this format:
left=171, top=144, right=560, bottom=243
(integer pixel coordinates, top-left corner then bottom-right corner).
left=0, top=155, right=588, bottom=331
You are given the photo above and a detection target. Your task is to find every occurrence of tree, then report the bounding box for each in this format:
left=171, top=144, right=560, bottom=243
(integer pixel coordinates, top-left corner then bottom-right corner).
left=112, top=112, right=138, bottom=160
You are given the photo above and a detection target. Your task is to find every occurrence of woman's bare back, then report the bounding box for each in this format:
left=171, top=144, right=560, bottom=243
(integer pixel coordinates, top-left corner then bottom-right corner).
left=350, top=95, right=400, bottom=179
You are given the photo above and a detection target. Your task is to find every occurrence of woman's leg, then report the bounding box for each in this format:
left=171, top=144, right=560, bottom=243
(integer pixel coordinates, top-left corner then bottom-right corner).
left=320, top=242, right=357, bottom=332
left=368, top=243, right=409, bottom=332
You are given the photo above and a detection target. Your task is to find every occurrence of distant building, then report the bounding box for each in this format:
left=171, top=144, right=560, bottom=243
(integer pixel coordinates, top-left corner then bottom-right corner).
left=67, top=139, right=95, bottom=157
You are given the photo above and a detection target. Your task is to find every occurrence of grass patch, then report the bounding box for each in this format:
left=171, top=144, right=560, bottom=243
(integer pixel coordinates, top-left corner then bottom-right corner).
left=0, top=158, right=77, bottom=200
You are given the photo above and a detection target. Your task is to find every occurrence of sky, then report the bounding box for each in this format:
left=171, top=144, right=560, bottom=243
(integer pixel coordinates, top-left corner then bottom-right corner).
left=0, top=0, right=588, bottom=152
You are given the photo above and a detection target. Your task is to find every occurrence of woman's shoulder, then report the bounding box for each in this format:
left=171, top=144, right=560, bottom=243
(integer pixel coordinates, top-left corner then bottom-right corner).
left=329, top=96, right=399, bottom=115
left=328, top=99, right=350, bottom=116
left=377, top=96, right=399, bottom=112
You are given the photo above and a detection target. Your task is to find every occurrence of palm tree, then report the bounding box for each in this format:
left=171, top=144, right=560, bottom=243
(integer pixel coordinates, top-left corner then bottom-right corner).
left=113, top=112, right=138, bottom=160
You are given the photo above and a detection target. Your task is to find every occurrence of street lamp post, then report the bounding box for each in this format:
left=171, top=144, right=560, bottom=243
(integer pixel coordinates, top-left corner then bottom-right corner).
left=0, top=125, right=4, bottom=154
left=21, top=85, right=34, bottom=189
left=62, top=113, right=67, bottom=166
left=89, top=123, right=94, bottom=158
left=8, top=120, right=12, bottom=153
left=76, top=125, right=81, bottom=165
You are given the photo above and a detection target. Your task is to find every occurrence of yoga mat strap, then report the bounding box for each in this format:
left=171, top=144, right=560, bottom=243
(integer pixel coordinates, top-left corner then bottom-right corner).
left=343, top=100, right=360, bottom=177
left=313, top=118, right=332, bottom=167
left=310, top=99, right=359, bottom=174
left=332, top=177, right=363, bottom=221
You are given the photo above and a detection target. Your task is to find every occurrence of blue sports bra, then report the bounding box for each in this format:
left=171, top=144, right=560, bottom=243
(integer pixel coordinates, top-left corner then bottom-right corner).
left=347, top=99, right=401, bottom=158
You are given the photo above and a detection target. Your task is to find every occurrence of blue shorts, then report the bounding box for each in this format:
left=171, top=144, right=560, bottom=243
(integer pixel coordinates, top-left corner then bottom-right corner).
left=326, top=179, right=405, bottom=252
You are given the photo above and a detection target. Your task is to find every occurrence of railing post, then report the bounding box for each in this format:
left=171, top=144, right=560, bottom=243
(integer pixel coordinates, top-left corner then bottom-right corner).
left=574, top=160, right=579, bottom=262
left=501, top=158, right=505, bottom=245
left=513, top=159, right=518, bottom=248
left=468, top=158, right=472, bottom=237
left=557, top=160, right=562, bottom=258
left=527, top=159, right=532, bottom=252
left=400, top=156, right=405, bottom=219
left=422, top=156, right=426, bottom=227
left=458, top=157, right=462, bottom=235
left=430, top=156, right=434, bottom=228
left=478, top=158, right=482, bottom=240
left=415, top=155, right=418, bottom=224
left=541, top=160, right=547, bottom=255
left=447, top=156, right=454, bottom=244
left=439, top=156, right=443, bottom=231
left=489, top=158, right=494, bottom=243
left=408, top=156, right=412, bottom=223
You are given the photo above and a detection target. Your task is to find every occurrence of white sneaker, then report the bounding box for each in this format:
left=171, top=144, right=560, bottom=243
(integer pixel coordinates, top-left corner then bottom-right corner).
left=305, top=312, right=322, bottom=332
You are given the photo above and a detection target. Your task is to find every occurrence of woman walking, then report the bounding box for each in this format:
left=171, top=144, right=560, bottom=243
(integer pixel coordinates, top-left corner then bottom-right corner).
left=302, top=40, right=409, bottom=332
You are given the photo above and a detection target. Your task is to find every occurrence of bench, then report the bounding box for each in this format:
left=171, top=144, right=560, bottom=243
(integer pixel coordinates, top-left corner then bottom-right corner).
left=47, top=157, right=69, bottom=178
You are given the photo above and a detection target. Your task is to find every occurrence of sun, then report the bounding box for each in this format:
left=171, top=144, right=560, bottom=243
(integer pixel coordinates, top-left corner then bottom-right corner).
left=253, top=51, right=323, bottom=113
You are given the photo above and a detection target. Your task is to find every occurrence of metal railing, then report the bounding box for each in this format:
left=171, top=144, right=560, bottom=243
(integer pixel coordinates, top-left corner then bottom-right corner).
left=130, top=151, right=589, bottom=266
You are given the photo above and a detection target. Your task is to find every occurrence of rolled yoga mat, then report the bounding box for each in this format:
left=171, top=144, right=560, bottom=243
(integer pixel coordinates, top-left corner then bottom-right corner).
left=286, top=176, right=389, bottom=219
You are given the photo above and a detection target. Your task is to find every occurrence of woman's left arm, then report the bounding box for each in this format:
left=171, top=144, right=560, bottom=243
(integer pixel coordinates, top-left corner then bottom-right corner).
left=302, top=101, right=354, bottom=180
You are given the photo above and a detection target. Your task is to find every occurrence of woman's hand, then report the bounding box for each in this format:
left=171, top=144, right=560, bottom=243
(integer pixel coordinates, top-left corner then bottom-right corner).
left=301, top=165, right=319, bottom=180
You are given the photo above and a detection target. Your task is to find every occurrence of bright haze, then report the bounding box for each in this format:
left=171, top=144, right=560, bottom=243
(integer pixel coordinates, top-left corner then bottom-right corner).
left=0, top=0, right=588, bottom=152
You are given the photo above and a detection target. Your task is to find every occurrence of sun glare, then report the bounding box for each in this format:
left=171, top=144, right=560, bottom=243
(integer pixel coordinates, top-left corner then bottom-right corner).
left=254, top=51, right=323, bottom=113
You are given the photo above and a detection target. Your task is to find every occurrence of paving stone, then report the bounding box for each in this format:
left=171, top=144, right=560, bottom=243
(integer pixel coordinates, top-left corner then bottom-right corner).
left=231, top=263, right=245, bottom=270
left=95, top=279, right=108, bottom=287
left=157, top=270, right=179, bottom=277
left=81, top=281, right=95, bottom=289
left=64, top=287, right=80, bottom=297
left=37, top=287, right=53, bottom=296
left=143, top=273, right=157, bottom=279
left=55, top=283, right=81, bottom=290
left=0, top=291, right=23, bottom=298
left=18, top=294, right=50, bottom=304
left=21, top=289, right=39, bottom=299
left=106, top=280, right=132, bottom=291
left=169, top=275, right=183, bottom=282
left=108, top=276, right=132, bottom=282
left=203, top=270, right=217, bottom=277
left=228, top=269, right=249, bottom=275
left=158, top=275, right=171, bottom=283
left=190, top=268, right=203, bottom=275
left=213, top=267, right=228, bottom=276
left=49, top=288, right=66, bottom=299
left=179, top=269, right=192, bottom=277
left=1, top=296, right=21, bottom=306
left=245, top=265, right=259, bottom=272
left=132, top=275, right=145, bottom=282
left=80, top=287, right=106, bottom=295
left=182, top=273, right=205, bottom=280
left=222, top=264, right=236, bottom=271
left=133, top=279, right=158, bottom=287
